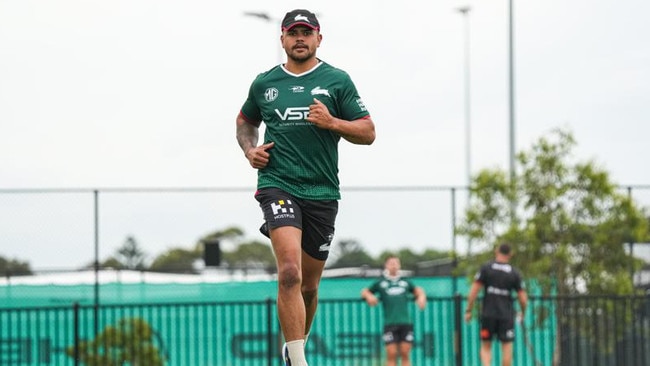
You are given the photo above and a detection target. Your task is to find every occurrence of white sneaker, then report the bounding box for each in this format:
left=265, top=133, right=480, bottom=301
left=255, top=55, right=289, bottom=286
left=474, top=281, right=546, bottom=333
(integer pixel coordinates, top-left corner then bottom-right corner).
left=282, top=343, right=292, bottom=366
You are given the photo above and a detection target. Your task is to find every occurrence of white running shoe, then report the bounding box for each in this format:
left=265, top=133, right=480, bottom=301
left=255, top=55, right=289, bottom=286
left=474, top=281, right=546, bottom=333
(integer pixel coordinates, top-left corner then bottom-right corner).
left=282, top=343, right=292, bottom=366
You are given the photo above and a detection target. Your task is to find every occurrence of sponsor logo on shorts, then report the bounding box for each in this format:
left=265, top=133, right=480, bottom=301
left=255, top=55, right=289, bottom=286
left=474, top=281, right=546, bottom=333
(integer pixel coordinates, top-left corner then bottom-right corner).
left=382, top=332, right=394, bottom=343
left=319, top=233, right=334, bottom=252
left=405, top=332, right=414, bottom=342
left=271, top=199, right=295, bottom=219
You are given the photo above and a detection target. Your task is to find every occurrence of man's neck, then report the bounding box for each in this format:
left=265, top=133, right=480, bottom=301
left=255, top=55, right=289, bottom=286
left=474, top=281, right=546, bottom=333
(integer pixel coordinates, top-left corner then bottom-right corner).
left=284, top=57, right=319, bottom=74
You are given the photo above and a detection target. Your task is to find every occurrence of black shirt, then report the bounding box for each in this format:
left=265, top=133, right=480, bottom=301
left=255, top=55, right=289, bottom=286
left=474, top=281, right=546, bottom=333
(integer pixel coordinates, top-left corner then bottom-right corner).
left=475, top=260, right=524, bottom=320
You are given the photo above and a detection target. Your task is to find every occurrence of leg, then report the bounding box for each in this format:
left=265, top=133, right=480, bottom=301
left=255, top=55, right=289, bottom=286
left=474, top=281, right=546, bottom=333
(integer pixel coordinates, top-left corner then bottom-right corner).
left=480, top=340, right=492, bottom=366
left=270, top=225, right=305, bottom=343
left=385, top=343, right=398, bottom=366
left=398, top=341, right=413, bottom=366
left=301, top=252, right=326, bottom=335
left=501, top=341, right=514, bottom=366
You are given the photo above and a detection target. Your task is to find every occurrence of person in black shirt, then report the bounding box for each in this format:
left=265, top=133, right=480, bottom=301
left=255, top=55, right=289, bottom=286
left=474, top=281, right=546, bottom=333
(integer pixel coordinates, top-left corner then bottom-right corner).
left=464, top=243, right=528, bottom=366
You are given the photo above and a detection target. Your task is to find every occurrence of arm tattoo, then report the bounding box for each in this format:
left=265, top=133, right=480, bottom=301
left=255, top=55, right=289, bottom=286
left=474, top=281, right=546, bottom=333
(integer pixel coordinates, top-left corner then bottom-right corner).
left=236, top=120, right=258, bottom=153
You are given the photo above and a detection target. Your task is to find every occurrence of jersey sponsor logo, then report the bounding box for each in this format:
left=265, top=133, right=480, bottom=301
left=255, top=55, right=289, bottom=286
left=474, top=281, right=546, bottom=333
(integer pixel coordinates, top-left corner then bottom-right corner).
left=289, top=86, right=305, bottom=93
left=356, top=98, right=367, bottom=112
left=275, top=107, right=310, bottom=121
left=386, top=287, right=406, bottom=296
left=491, top=263, right=512, bottom=273
left=486, top=286, right=510, bottom=296
left=311, top=86, right=330, bottom=97
left=264, top=88, right=279, bottom=102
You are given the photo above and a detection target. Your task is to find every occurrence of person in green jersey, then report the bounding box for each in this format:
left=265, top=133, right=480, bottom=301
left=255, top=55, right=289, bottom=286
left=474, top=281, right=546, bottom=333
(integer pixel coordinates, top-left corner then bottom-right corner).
left=361, top=255, right=426, bottom=366
left=235, top=9, right=376, bottom=366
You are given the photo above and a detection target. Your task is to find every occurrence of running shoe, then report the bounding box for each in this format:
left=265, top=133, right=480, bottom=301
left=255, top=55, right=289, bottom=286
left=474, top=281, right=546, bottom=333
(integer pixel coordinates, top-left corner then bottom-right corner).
left=282, top=343, right=291, bottom=366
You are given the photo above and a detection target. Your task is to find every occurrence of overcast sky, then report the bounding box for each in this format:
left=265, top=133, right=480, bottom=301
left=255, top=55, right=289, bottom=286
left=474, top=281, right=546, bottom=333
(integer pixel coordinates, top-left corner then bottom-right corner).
left=1, top=0, right=649, bottom=270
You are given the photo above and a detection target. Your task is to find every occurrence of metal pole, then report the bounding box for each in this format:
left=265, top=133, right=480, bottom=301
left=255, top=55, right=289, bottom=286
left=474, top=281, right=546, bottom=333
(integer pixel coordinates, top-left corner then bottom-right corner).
left=457, top=5, right=473, bottom=263
left=451, top=187, right=457, bottom=294
left=508, top=0, right=516, bottom=219
left=93, top=189, right=99, bottom=336
left=457, top=6, right=472, bottom=195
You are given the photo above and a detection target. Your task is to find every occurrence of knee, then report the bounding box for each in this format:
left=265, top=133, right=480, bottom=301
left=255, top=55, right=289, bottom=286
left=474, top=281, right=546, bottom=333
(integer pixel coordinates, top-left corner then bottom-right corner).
left=277, top=264, right=301, bottom=289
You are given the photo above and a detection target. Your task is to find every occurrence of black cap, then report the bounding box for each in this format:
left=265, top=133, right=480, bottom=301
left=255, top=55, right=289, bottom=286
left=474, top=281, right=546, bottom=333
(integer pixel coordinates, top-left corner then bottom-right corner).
left=281, top=9, right=320, bottom=31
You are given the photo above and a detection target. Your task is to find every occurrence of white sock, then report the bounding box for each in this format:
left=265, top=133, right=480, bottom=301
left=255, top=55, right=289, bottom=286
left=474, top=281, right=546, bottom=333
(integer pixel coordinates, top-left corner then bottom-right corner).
left=286, top=339, right=308, bottom=366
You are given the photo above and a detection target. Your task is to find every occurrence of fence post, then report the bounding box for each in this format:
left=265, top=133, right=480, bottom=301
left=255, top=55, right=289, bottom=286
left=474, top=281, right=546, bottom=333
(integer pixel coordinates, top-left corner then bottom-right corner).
left=93, top=189, right=100, bottom=337
left=266, top=297, right=274, bottom=366
left=454, top=293, right=463, bottom=366
left=73, top=302, right=79, bottom=366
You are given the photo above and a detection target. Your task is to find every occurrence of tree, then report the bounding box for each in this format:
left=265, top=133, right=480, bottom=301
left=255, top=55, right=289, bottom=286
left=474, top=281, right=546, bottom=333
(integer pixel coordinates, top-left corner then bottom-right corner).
left=100, top=257, right=125, bottom=270
left=148, top=226, right=246, bottom=273
left=116, top=236, right=146, bottom=270
left=327, top=239, right=377, bottom=268
left=456, top=128, right=649, bottom=365
left=197, top=226, right=245, bottom=254
left=222, top=241, right=275, bottom=268
left=377, top=248, right=450, bottom=272
left=149, top=248, right=200, bottom=274
left=0, top=256, right=32, bottom=276
left=66, top=317, right=166, bottom=365
left=457, top=128, right=647, bottom=295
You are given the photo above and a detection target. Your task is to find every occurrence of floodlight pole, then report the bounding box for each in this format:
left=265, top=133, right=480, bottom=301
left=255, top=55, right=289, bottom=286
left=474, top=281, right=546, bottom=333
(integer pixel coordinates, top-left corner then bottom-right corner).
left=457, top=6, right=472, bottom=200
left=508, top=0, right=517, bottom=220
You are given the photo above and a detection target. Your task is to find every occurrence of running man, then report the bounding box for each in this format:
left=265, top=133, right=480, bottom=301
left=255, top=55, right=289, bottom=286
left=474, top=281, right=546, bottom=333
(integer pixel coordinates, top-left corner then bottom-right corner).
left=235, top=9, right=375, bottom=366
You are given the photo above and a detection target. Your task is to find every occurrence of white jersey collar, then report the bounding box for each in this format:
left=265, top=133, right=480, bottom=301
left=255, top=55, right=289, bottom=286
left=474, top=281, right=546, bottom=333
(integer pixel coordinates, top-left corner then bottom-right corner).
left=281, top=60, right=323, bottom=77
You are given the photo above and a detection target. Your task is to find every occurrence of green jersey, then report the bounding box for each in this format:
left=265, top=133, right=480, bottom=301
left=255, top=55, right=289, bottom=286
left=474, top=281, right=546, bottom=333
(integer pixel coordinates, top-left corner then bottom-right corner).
left=240, top=60, right=370, bottom=200
left=368, top=276, right=418, bottom=326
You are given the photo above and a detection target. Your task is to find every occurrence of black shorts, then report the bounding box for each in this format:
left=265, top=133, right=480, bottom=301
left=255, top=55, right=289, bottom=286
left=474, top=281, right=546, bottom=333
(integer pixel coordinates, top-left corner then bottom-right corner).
left=255, top=187, right=338, bottom=261
left=382, top=324, right=414, bottom=344
left=479, top=317, right=515, bottom=342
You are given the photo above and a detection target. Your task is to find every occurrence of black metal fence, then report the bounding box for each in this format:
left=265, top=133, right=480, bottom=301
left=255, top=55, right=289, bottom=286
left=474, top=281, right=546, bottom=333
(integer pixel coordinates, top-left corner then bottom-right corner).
left=1, top=294, right=649, bottom=366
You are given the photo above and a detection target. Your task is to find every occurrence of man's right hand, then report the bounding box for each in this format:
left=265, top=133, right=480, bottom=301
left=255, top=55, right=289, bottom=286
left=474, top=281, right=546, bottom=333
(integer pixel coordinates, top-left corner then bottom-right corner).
left=246, top=142, right=274, bottom=169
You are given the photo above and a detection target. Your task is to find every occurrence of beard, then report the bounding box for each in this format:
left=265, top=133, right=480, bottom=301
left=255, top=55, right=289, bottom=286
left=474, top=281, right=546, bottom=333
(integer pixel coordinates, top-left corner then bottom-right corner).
left=286, top=46, right=315, bottom=63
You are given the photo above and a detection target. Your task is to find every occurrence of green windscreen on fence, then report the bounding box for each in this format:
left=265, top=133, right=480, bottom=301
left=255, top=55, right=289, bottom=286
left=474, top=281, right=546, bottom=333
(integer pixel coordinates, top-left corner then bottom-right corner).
left=0, top=275, right=558, bottom=365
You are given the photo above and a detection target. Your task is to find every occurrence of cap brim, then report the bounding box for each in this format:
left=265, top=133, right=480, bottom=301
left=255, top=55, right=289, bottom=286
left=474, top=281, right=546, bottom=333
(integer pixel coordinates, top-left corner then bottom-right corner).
left=282, top=22, right=319, bottom=31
